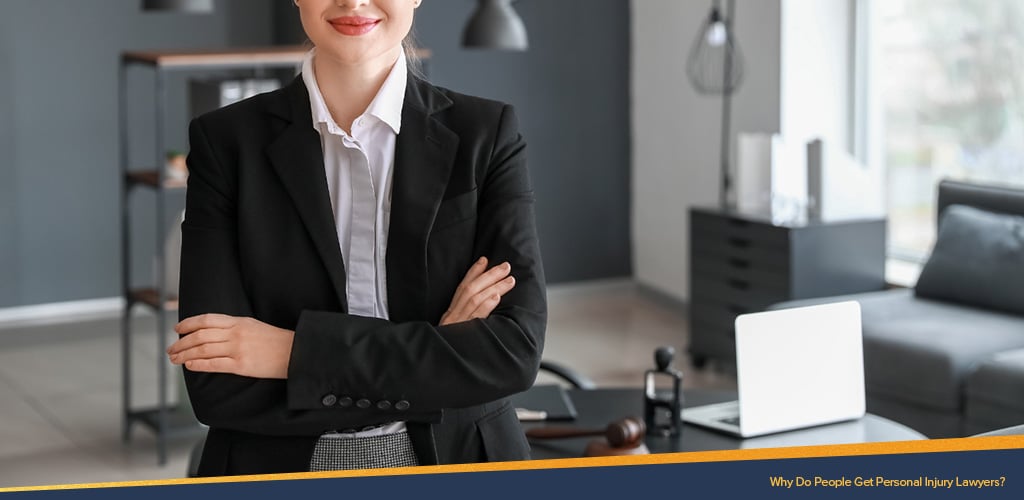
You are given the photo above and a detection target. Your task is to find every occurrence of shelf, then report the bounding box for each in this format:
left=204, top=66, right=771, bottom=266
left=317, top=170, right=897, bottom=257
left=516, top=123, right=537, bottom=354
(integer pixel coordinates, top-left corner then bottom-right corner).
left=122, top=45, right=307, bottom=69
left=121, top=45, right=432, bottom=70
left=129, top=288, right=179, bottom=312
left=126, top=170, right=187, bottom=190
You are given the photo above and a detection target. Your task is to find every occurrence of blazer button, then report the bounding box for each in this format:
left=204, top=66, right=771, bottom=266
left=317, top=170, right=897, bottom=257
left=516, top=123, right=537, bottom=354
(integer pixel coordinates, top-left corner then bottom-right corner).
left=321, top=394, right=338, bottom=407
left=356, top=398, right=372, bottom=409
left=376, top=400, right=392, bottom=410
left=338, top=396, right=354, bottom=408
left=395, top=400, right=410, bottom=411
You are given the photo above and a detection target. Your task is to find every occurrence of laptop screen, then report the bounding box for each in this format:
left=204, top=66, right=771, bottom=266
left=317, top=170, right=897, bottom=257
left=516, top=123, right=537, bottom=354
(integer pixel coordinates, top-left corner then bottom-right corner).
left=734, top=301, right=866, bottom=436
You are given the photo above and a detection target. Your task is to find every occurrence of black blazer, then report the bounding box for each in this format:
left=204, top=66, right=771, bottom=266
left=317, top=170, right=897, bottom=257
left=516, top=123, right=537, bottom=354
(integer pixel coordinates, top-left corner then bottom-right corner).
left=179, top=73, right=546, bottom=476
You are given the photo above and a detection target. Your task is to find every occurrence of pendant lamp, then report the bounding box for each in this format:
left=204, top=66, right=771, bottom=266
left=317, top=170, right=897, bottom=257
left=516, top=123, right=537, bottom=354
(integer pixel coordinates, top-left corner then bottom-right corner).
left=462, top=0, right=529, bottom=51
left=142, top=0, right=214, bottom=13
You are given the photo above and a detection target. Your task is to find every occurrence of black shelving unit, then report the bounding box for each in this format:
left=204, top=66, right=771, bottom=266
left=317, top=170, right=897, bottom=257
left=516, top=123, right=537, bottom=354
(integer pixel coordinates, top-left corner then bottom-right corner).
left=118, top=46, right=307, bottom=465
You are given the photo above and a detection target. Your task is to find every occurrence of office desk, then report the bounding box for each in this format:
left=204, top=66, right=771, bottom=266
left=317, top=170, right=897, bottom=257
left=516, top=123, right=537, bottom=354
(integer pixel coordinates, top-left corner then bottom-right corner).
left=522, top=388, right=926, bottom=460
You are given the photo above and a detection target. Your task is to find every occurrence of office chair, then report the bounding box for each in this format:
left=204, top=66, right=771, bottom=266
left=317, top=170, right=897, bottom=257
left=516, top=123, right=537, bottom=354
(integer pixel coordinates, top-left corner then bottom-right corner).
left=538, top=360, right=596, bottom=389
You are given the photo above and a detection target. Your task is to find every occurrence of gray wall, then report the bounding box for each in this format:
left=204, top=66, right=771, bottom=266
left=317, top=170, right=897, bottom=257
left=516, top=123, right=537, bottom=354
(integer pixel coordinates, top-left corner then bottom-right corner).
left=632, top=0, right=783, bottom=300
left=277, top=0, right=634, bottom=285
left=0, top=9, right=15, bottom=305
left=2, top=0, right=630, bottom=308
left=0, top=10, right=16, bottom=306
left=0, top=0, right=274, bottom=308
left=415, top=1, right=633, bottom=285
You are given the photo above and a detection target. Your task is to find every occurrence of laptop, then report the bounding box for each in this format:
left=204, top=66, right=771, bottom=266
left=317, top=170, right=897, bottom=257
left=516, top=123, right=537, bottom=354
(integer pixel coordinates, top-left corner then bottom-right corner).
left=682, top=301, right=865, bottom=438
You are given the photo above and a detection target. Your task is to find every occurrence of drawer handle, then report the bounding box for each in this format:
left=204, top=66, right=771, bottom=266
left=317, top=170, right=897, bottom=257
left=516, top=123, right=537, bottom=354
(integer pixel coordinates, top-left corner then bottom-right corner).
left=727, top=218, right=751, bottom=228
left=727, top=258, right=750, bottom=269
left=727, top=279, right=750, bottom=290
left=727, top=237, right=751, bottom=248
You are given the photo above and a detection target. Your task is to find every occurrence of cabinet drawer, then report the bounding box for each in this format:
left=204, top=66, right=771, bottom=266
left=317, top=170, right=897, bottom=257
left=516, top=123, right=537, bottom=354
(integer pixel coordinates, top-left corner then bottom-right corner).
left=690, top=253, right=790, bottom=290
left=691, top=272, right=790, bottom=311
left=691, top=232, right=790, bottom=272
left=691, top=210, right=790, bottom=250
left=690, top=298, right=753, bottom=331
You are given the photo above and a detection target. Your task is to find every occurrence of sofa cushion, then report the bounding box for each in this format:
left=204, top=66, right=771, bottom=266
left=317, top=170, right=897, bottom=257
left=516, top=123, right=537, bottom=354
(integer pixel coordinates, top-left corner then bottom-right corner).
left=966, top=348, right=1024, bottom=419
left=965, top=399, right=1024, bottom=435
left=915, top=205, right=1024, bottom=315
left=769, top=289, right=1024, bottom=412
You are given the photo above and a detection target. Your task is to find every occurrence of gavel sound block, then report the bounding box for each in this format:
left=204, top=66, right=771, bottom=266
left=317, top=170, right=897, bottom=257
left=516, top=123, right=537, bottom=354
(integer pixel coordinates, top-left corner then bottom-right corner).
left=525, top=417, right=651, bottom=457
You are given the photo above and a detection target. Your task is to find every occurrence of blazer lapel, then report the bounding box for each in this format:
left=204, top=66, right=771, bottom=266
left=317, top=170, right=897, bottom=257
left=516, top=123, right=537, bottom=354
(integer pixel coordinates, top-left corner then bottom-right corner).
left=386, top=75, right=458, bottom=322
left=265, top=77, right=349, bottom=311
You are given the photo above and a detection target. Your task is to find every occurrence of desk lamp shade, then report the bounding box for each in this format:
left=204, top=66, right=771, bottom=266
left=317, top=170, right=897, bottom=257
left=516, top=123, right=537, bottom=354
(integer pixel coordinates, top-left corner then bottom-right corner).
left=687, top=0, right=743, bottom=95
left=142, top=0, right=214, bottom=13
left=462, top=0, right=529, bottom=51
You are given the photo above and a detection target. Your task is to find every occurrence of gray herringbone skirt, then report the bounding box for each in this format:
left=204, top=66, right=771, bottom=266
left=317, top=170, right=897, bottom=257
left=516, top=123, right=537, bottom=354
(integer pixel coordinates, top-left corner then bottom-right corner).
left=309, top=432, right=419, bottom=471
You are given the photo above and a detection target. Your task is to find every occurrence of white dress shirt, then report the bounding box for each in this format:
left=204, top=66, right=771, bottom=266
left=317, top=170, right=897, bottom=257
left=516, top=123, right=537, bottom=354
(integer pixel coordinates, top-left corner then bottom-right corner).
left=301, top=48, right=407, bottom=438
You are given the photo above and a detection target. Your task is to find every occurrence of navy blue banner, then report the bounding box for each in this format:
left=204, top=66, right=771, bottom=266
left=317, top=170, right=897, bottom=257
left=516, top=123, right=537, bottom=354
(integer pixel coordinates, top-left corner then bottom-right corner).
left=4, top=447, right=1022, bottom=499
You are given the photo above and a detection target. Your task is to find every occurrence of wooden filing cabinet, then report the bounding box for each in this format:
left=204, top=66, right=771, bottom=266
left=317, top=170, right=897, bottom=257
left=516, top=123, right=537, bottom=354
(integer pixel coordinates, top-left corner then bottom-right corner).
left=688, top=207, right=887, bottom=367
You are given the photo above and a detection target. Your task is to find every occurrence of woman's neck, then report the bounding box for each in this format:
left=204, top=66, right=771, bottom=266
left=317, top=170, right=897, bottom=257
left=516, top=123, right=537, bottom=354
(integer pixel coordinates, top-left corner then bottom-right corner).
left=312, top=47, right=402, bottom=135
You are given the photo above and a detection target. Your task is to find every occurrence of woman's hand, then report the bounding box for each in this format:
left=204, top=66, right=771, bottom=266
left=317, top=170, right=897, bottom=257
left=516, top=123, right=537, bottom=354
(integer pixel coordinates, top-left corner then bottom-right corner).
left=440, top=257, right=516, bottom=326
left=168, top=314, right=294, bottom=379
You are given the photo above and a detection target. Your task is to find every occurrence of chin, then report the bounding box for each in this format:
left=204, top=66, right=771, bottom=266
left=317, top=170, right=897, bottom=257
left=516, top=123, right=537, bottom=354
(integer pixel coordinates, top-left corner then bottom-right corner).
left=319, top=39, right=395, bottom=65
left=321, top=47, right=375, bottom=65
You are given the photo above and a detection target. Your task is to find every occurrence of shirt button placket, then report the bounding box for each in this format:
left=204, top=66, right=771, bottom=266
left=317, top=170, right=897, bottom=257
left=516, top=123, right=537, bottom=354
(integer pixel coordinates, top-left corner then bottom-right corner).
left=346, top=146, right=378, bottom=317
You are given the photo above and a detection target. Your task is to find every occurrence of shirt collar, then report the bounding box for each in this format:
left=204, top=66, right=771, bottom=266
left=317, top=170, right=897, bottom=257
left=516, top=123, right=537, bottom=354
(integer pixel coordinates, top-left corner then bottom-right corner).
left=301, top=48, right=407, bottom=136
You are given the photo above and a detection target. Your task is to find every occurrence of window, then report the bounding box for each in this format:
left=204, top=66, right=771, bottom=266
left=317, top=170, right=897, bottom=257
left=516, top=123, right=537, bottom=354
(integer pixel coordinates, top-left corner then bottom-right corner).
left=864, top=0, right=1024, bottom=260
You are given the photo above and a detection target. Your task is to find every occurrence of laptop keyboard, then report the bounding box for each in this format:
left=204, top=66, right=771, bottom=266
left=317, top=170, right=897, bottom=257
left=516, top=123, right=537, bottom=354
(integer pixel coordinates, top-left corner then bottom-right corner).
left=718, top=415, right=741, bottom=426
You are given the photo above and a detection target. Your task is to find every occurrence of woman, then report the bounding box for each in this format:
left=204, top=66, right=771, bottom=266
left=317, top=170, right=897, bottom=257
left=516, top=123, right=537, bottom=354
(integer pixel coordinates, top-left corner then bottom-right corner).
left=166, top=0, right=546, bottom=476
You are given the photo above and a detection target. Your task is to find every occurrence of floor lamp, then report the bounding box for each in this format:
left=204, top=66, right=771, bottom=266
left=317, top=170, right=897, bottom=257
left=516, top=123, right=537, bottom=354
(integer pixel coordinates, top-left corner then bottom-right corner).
left=687, top=0, right=744, bottom=209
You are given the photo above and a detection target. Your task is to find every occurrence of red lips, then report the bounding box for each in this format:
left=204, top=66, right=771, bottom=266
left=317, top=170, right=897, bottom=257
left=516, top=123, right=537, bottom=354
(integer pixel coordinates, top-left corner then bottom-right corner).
left=328, top=16, right=381, bottom=36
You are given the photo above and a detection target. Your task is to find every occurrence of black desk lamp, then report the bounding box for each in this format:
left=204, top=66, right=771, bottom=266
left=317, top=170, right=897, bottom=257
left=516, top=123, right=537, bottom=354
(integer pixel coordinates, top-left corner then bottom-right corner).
left=688, top=0, right=744, bottom=208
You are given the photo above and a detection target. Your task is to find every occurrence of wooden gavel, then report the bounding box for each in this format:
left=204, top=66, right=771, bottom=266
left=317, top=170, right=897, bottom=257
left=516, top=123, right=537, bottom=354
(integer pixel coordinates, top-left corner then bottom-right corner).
left=525, top=417, right=650, bottom=456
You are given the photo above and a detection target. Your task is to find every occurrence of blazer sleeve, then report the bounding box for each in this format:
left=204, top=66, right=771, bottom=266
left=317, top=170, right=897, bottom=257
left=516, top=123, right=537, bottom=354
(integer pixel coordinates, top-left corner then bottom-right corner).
left=285, top=104, right=547, bottom=413
left=179, top=118, right=442, bottom=436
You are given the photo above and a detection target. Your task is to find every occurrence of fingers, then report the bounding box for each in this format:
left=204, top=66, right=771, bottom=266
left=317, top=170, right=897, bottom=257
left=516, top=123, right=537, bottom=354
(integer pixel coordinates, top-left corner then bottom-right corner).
left=464, top=256, right=489, bottom=283
left=469, top=276, right=516, bottom=318
left=448, top=261, right=511, bottom=321
left=170, top=339, right=234, bottom=365
left=442, top=274, right=516, bottom=325
left=465, top=262, right=512, bottom=297
left=441, top=257, right=518, bottom=326
left=175, top=313, right=237, bottom=335
left=166, top=328, right=231, bottom=356
left=166, top=317, right=293, bottom=379
left=183, top=357, right=239, bottom=374
left=449, top=257, right=489, bottom=308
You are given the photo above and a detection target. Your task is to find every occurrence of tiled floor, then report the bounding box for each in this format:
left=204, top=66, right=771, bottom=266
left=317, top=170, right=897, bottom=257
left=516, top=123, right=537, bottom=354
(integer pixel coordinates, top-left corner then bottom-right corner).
left=0, top=280, right=734, bottom=488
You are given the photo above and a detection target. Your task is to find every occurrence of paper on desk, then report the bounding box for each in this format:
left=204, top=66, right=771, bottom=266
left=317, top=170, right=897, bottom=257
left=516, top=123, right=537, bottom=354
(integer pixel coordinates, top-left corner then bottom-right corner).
left=515, top=408, right=548, bottom=421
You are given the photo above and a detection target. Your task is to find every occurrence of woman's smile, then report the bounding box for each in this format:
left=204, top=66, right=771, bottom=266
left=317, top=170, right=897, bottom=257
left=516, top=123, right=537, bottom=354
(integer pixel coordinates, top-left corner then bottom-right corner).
left=328, top=16, right=382, bottom=36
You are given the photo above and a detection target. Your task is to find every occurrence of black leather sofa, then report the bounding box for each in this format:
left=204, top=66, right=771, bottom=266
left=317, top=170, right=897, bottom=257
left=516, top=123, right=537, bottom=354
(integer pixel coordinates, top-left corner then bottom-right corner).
left=771, top=180, right=1024, bottom=438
